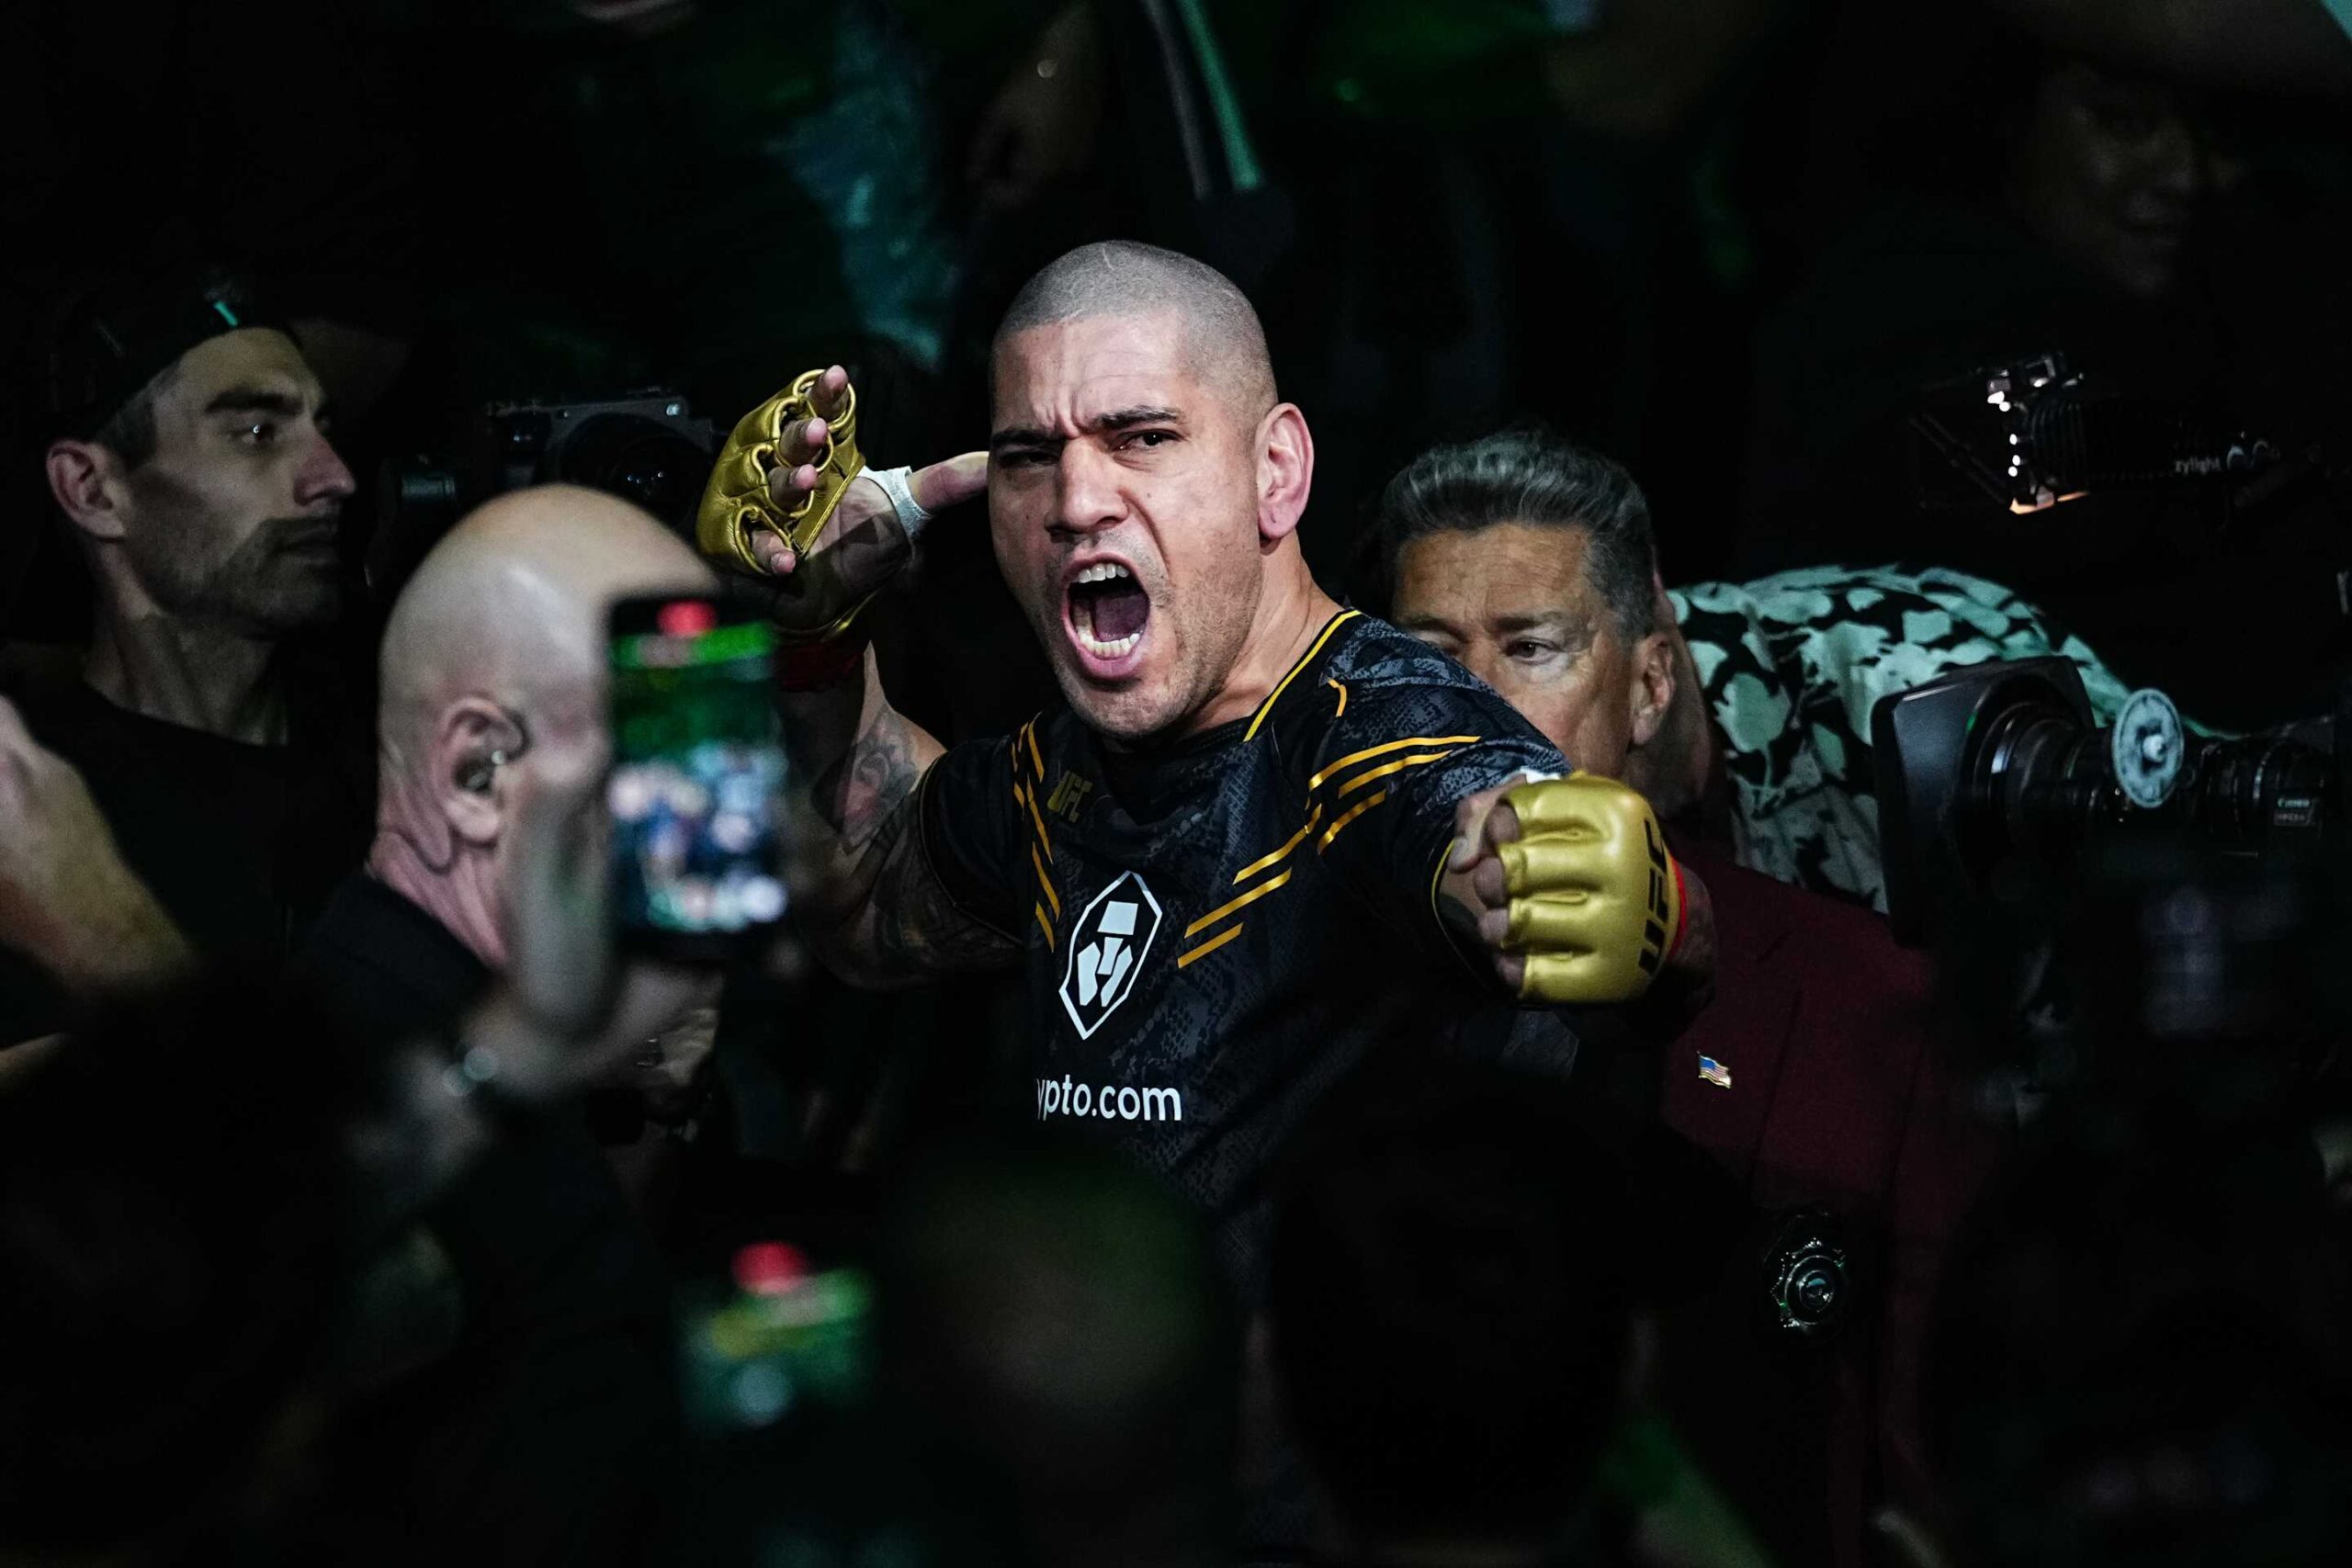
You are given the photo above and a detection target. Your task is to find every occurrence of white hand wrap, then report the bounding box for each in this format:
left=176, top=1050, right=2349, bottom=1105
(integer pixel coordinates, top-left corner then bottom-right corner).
left=867, top=465, right=932, bottom=550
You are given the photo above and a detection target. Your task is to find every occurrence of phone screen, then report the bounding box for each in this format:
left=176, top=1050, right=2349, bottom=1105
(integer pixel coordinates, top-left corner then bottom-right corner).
left=607, top=596, right=787, bottom=953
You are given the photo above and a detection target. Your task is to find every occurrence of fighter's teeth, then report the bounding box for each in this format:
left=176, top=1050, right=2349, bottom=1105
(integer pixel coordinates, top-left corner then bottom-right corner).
left=1073, top=562, right=1132, bottom=585
left=1073, top=624, right=1142, bottom=658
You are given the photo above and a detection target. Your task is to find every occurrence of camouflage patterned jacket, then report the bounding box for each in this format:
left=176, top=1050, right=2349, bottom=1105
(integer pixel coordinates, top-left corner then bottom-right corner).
left=1668, top=565, right=2138, bottom=910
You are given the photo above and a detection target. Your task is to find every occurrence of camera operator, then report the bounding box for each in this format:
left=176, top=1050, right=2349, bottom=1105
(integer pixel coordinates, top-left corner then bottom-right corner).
left=1377, top=429, right=2002, bottom=1567
left=1, top=271, right=373, bottom=1043
left=1743, top=17, right=2352, bottom=728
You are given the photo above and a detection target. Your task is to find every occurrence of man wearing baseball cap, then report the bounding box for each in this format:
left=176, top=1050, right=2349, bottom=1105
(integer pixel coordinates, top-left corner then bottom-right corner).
left=1, top=271, right=370, bottom=1037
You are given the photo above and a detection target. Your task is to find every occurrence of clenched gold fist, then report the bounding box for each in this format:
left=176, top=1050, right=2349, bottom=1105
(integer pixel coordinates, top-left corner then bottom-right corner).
left=1498, top=773, right=1685, bottom=1003
left=1448, top=771, right=1690, bottom=1004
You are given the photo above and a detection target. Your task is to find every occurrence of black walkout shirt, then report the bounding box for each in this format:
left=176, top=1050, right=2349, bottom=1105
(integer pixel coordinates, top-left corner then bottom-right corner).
left=922, top=610, right=1575, bottom=1284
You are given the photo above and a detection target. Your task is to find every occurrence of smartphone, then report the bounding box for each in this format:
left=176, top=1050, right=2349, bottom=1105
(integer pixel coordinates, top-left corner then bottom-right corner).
left=607, top=594, right=788, bottom=961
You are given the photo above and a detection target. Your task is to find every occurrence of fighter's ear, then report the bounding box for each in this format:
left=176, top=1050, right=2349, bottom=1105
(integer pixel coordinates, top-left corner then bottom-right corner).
left=1255, top=403, right=1314, bottom=546
left=1627, top=628, right=1677, bottom=750
left=45, top=438, right=131, bottom=544
left=433, top=696, right=526, bottom=847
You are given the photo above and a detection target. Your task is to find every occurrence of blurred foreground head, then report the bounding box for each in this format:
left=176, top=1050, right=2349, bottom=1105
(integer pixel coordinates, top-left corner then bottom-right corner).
left=884, top=1134, right=1237, bottom=1568
left=1270, top=1061, right=1636, bottom=1563
left=369, top=483, right=712, bottom=966
left=0, top=975, right=359, bottom=1563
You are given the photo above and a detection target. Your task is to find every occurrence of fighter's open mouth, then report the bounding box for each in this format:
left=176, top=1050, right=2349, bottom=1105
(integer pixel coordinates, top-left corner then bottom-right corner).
left=1067, top=561, right=1150, bottom=660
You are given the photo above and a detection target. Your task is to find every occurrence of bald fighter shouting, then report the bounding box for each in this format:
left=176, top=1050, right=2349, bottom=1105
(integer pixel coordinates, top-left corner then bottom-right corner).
left=714, top=242, right=1715, bottom=1280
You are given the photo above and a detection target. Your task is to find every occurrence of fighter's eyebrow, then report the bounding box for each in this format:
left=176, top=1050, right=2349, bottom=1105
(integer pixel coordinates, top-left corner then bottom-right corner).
left=989, top=423, right=1057, bottom=454
left=1080, top=404, right=1182, bottom=434
left=990, top=405, right=1186, bottom=454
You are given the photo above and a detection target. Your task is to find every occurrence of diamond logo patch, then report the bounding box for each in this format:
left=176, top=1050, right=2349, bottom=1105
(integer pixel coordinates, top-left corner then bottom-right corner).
left=1057, top=872, right=1162, bottom=1040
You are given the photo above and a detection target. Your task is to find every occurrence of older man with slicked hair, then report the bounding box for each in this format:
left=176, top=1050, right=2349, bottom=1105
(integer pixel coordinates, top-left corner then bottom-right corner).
left=712, top=241, right=1722, bottom=1305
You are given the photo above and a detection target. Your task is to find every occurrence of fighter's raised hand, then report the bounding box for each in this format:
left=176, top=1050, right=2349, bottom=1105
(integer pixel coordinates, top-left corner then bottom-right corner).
left=696, top=364, right=985, bottom=640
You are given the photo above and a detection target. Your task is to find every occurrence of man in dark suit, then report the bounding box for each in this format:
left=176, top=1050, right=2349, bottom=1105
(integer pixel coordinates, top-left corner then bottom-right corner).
left=1375, top=428, right=2000, bottom=1568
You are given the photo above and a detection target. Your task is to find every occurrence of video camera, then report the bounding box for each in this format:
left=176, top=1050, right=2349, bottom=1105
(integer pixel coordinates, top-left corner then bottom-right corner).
left=372, top=391, right=718, bottom=591
left=1873, top=657, right=2341, bottom=945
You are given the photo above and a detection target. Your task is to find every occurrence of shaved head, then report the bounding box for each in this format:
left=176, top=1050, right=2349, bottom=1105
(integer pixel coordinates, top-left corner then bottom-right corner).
left=369, top=484, right=716, bottom=964
left=993, top=241, right=1275, bottom=419
left=368, top=484, right=718, bottom=968
left=985, top=242, right=1319, bottom=742
left=379, top=484, right=712, bottom=758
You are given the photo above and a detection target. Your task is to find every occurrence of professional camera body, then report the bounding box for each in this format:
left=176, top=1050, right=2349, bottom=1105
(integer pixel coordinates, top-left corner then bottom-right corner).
left=1873, top=657, right=2339, bottom=945
left=1877, top=657, right=2352, bottom=1142
left=371, top=390, right=718, bottom=592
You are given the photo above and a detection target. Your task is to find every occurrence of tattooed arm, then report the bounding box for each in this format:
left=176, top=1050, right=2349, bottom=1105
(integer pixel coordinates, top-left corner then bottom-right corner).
left=717, top=365, right=1008, bottom=985
left=780, top=652, right=1022, bottom=987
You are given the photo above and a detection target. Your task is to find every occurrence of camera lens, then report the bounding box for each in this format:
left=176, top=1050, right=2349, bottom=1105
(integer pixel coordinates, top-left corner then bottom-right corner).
left=2188, top=738, right=2331, bottom=851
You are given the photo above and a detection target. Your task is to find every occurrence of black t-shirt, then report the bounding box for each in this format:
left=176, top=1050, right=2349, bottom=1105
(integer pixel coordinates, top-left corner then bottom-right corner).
left=29, top=681, right=365, bottom=957
left=294, top=874, right=679, bottom=1567
left=922, top=610, right=1577, bottom=1287
left=0, top=680, right=369, bottom=1041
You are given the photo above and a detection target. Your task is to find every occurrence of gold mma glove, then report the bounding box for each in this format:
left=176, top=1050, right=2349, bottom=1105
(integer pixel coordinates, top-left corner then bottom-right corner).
left=1497, top=772, right=1687, bottom=1005
left=696, top=370, right=872, bottom=638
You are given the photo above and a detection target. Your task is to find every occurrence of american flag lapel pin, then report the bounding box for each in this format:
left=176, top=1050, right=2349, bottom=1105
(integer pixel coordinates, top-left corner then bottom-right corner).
left=1698, top=1055, right=1733, bottom=1089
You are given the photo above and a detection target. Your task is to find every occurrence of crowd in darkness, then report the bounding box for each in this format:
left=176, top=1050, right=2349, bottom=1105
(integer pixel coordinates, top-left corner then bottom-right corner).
left=6, top=3, right=2352, bottom=1565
